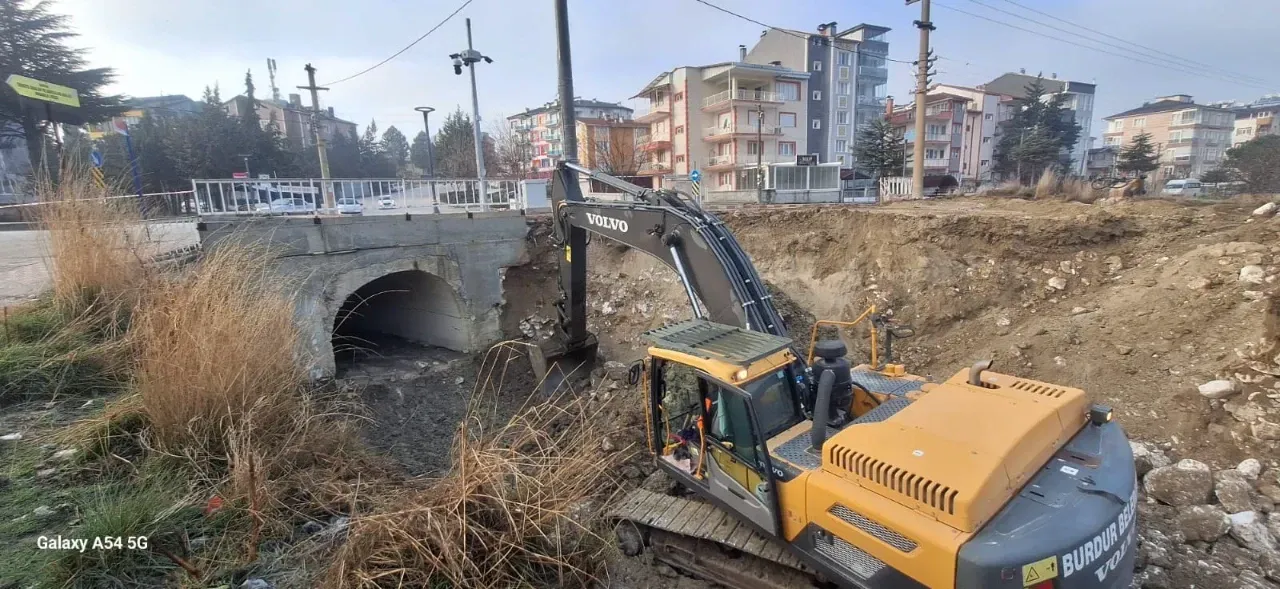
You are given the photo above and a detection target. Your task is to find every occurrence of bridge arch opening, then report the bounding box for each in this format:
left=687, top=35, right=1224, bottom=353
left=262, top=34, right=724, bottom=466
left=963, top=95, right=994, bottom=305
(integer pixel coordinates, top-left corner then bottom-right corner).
left=332, top=270, right=468, bottom=367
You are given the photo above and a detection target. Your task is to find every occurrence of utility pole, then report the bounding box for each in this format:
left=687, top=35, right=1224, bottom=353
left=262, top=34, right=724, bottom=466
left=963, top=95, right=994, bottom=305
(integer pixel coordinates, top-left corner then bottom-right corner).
left=910, top=0, right=934, bottom=200
left=450, top=19, right=493, bottom=205
left=299, top=64, right=334, bottom=210
left=756, top=103, right=764, bottom=202
left=554, top=0, right=588, bottom=350
left=414, top=106, right=436, bottom=177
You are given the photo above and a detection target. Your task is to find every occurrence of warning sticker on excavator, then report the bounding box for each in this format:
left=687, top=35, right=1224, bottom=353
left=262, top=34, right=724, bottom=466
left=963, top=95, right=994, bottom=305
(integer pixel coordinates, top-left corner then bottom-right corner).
left=1021, top=556, right=1059, bottom=586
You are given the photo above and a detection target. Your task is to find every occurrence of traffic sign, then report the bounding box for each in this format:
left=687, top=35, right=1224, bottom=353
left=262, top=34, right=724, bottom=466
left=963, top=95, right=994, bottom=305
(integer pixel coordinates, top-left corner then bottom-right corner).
left=90, top=150, right=103, bottom=168
left=111, top=117, right=130, bottom=136
left=5, top=75, right=80, bottom=108
left=796, top=154, right=818, bottom=166
left=232, top=172, right=249, bottom=179
left=690, top=169, right=701, bottom=182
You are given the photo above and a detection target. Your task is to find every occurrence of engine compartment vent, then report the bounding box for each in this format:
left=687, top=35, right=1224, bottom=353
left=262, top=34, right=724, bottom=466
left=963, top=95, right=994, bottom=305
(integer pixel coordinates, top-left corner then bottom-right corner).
left=1008, top=379, right=1068, bottom=398
left=830, top=445, right=959, bottom=515
left=829, top=504, right=918, bottom=552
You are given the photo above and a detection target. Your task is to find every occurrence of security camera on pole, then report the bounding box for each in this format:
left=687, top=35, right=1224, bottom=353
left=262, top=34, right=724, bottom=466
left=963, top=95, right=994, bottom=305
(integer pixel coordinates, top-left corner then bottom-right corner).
left=450, top=18, right=494, bottom=209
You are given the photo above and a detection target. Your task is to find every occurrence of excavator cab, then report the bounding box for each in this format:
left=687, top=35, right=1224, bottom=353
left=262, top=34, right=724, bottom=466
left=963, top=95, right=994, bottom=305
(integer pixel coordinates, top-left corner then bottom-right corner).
left=643, top=320, right=806, bottom=537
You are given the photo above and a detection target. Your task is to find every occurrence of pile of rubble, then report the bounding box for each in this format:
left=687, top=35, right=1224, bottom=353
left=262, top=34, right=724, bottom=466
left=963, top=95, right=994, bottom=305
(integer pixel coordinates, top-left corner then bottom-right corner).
left=1198, top=343, right=1280, bottom=447
left=1133, top=441, right=1280, bottom=588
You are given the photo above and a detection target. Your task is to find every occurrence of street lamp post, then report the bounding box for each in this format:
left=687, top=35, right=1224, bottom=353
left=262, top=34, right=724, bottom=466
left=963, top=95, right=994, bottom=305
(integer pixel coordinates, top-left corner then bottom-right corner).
left=450, top=18, right=494, bottom=208
left=414, top=106, right=436, bottom=178
left=239, top=154, right=252, bottom=178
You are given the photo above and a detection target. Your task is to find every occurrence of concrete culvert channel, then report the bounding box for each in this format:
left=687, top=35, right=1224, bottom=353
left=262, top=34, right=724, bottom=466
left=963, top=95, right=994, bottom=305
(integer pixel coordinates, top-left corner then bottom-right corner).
left=331, top=269, right=469, bottom=369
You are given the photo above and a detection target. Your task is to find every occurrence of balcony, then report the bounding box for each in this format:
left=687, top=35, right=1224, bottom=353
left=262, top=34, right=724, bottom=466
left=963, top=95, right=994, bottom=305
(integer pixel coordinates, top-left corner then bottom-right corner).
left=638, top=137, right=672, bottom=152
left=923, top=133, right=951, bottom=142
left=548, top=149, right=563, bottom=158
left=860, top=40, right=889, bottom=56
left=637, top=162, right=671, bottom=175
left=857, top=66, right=889, bottom=81
left=704, top=154, right=781, bottom=169
left=923, top=158, right=951, bottom=169
left=1165, top=138, right=1193, bottom=146
left=703, top=124, right=783, bottom=139
left=856, top=95, right=886, bottom=107
left=634, top=104, right=672, bottom=122
left=701, top=89, right=785, bottom=111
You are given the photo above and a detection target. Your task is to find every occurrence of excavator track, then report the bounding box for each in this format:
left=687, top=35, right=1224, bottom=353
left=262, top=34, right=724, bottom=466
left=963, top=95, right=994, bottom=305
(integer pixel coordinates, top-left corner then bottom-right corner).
left=608, top=488, right=818, bottom=589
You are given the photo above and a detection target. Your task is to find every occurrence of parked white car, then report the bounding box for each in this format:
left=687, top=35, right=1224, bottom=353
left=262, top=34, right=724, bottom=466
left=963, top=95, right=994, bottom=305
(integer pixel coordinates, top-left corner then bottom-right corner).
left=336, top=197, right=363, bottom=215
left=254, top=197, right=316, bottom=215
left=1162, top=178, right=1204, bottom=197
left=377, top=196, right=396, bottom=210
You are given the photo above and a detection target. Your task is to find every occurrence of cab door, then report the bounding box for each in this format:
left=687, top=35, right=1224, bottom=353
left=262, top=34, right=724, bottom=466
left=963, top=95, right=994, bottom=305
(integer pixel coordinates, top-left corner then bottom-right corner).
left=704, top=379, right=779, bottom=536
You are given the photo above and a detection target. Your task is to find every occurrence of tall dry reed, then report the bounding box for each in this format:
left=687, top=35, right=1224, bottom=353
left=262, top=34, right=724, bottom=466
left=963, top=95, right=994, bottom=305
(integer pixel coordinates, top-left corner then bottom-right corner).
left=1034, top=168, right=1059, bottom=199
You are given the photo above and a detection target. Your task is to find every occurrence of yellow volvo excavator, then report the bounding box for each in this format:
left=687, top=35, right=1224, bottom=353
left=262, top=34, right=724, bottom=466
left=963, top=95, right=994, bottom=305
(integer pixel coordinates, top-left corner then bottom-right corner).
left=531, top=163, right=1138, bottom=589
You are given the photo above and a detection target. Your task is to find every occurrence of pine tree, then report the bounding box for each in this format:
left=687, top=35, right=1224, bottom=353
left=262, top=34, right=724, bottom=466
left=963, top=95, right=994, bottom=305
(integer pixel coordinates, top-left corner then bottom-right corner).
left=381, top=125, right=410, bottom=170
left=1117, top=132, right=1159, bottom=176
left=853, top=118, right=905, bottom=177
left=993, top=77, right=1082, bottom=183
left=433, top=108, right=478, bottom=177
left=0, top=0, right=127, bottom=173
left=1221, top=135, right=1280, bottom=192
left=410, top=131, right=432, bottom=173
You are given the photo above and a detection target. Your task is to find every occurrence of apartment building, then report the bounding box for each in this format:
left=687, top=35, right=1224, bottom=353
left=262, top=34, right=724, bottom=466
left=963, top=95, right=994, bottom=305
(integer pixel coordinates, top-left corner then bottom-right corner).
left=931, top=84, right=1000, bottom=183
left=887, top=93, right=969, bottom=178
left=506, top=99, right=633, bottom=178
left=575, top=117, right=648, bottom=174
left=1103, top=94, right=1234, bottom=179
left=631, top=61, right=810, bottom=191
left=87, top=95, right=204, bottom=139
left=1086, top=146, right=1118, bottom=178
left=745, top=22, right=891, bottom=169
left=222, top=93, right=358, bottom=147
left=1232, top=103, right=1278, bottom=148
left=982, top=72, right=1096, bottom=175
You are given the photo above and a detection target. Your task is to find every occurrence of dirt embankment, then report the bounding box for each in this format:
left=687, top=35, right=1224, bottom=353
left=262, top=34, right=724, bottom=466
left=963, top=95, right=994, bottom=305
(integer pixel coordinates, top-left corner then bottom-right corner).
left=507, top=196, right=1279, bottom=465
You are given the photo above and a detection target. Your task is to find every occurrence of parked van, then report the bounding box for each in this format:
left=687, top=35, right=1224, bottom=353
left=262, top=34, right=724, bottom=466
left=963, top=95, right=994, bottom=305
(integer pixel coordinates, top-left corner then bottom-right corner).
left=1162, top=178, right=1204, bottom=196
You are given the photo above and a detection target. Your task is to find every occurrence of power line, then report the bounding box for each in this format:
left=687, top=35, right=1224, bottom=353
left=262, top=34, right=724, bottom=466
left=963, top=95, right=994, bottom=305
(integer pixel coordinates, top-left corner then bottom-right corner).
left=964, top=0, right=1270, bottom=87
left=933, top=1, right=1275, bottom=92
left=995, top=0, right=1271, bottom=86
left=322, top=0, right=473, bottom=86
left=688, top=0, right=917, bottom=64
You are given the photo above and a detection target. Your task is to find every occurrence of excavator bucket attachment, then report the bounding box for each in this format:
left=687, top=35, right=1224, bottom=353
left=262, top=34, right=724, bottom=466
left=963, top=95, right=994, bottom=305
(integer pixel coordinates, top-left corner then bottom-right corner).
left=528, top=332, right=599, bottom=395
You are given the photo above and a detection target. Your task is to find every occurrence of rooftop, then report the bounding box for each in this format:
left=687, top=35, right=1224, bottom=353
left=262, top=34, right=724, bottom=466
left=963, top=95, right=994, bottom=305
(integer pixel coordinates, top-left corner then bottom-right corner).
left=508, top=98, right=634, bottom=119
left=1104, top=97, right=1232, bottom=120
left=983, top=72, right=1096, bottom=98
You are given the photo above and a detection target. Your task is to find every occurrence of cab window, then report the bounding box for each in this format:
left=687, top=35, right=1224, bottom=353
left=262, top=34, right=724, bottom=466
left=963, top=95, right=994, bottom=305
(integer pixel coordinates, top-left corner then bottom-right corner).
left=745, top=369, right=801, bottom=438
left=708, top=385, right=759, bottom=467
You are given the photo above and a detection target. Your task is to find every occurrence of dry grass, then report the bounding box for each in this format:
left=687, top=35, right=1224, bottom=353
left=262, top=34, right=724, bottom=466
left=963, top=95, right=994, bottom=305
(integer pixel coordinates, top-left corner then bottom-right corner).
left=130, top=243, right=305, bottom=453
left=324, top=342, right=631, bottom=589
left=35, top=163, right=149, bottom=322
left=1034, top=169, right=1059, bottom=199
left=1062, top=177, right=1099, bottom=203
left=982, top=180, right=1034, bottom=198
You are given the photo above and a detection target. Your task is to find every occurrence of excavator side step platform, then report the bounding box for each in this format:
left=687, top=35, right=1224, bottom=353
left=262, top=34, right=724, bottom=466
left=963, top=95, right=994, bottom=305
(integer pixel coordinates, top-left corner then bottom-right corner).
left=608, top=488, right=809, bottom=572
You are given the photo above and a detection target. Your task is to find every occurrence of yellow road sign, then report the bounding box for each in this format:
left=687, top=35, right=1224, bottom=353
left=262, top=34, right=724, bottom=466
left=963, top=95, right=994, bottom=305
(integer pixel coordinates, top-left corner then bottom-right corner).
left=1021, top=555, right=1059, bottom=586
left=5, top=75, right=81, bottom=108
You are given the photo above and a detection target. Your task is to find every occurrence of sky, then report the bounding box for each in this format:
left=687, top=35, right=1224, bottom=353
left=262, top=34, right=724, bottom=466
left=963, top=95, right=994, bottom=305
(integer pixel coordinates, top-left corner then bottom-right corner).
left=54, top=0, right=1280, bottom=144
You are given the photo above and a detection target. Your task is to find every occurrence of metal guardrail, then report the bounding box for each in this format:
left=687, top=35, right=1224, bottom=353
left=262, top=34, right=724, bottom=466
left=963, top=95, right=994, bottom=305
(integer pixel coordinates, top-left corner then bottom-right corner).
left=189, top=178, right=526, bottom=216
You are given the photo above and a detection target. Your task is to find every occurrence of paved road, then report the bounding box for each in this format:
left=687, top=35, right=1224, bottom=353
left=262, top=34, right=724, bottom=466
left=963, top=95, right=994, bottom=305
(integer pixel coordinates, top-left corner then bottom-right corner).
left=0, top=222, right=198, bottom=307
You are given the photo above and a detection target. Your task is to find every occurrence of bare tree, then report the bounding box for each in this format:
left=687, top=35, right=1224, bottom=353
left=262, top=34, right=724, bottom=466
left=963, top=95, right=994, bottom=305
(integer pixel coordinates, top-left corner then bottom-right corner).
left=488, top=116, right=535, bottom=179
left=592, top=127, right=643, bottom=176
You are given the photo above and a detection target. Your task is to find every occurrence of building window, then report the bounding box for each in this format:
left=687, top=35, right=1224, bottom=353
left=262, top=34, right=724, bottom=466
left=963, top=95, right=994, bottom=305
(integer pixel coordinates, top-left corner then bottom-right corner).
left=837, top=96, right=849, bottom=108
left=718, top=171, right=733, bottom=187
left=1104, top=136, right=1120, bottom=146
left=836, top=125, right=848, bottom=137
left=812, top=119, right=821, bottom=129
left=837, top=81, right=851, bottom=95
left=927, top=124, right=946, bottom=136
left=984, top=113, right=994, bottom=121
left=779, top=142, right=796, bottom=156
left=836, top=111, right=850, bottom=124
left=777, top=82, right=800, bottom=101
left=747, top=141, right=761, bottom=155
left=813, top=60, right=823, bottom=71
left=812, top=90, right=822, bottom=101
left=837, top=51, right=851, bottom=66
left=925, top=148, right=945, bottom=159
left=675, top=125, right=684, bottom=135
left=1134, top=117, right=1146, bottom=128
left=980, top=159, right=990, bottom=167
left=674, top=92, right=684, bottom=102
left=982, top=136, right=991, bottom=144
left=779, top=112, right=797, bottom=127
left=835, top=139, right=848, bottom=152
left=839, top=66, right=850, bottom=80
left=595, top=141, right=609, bottom=154
left=675, top=155, right=685, bottom=163
left=1109, top=120, right=1124, bottom=131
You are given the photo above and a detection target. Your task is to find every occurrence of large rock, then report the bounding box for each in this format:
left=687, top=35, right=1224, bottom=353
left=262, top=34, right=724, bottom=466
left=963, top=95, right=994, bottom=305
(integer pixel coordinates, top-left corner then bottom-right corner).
left=1253, top=202, right=1278, bottom=217
left=1146, top=459, right=1214, bottom=506
left=1131, top=441, right=1172, bottom=477
left=1252, top=420, right=1280, bottom=441
left=1217, top=476, right=1257, bottom=513
left=1141, top=528, right=1177, bottom=568
left=1133, top=565, right=1170, bottom=588
left=1229, top=511, right=1278, bottom=553
left=1198, top=379, right=1241, bottom=399
left=1178, top=504, right=1231, bottom=542
left=1269, top=513, right=1280, bottom=546
left=1239, top=459, right=1264, bottom=482
left=1239, top=570, right=1275, bottom=589
left=1240, top=265, right=1266, bottom=285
